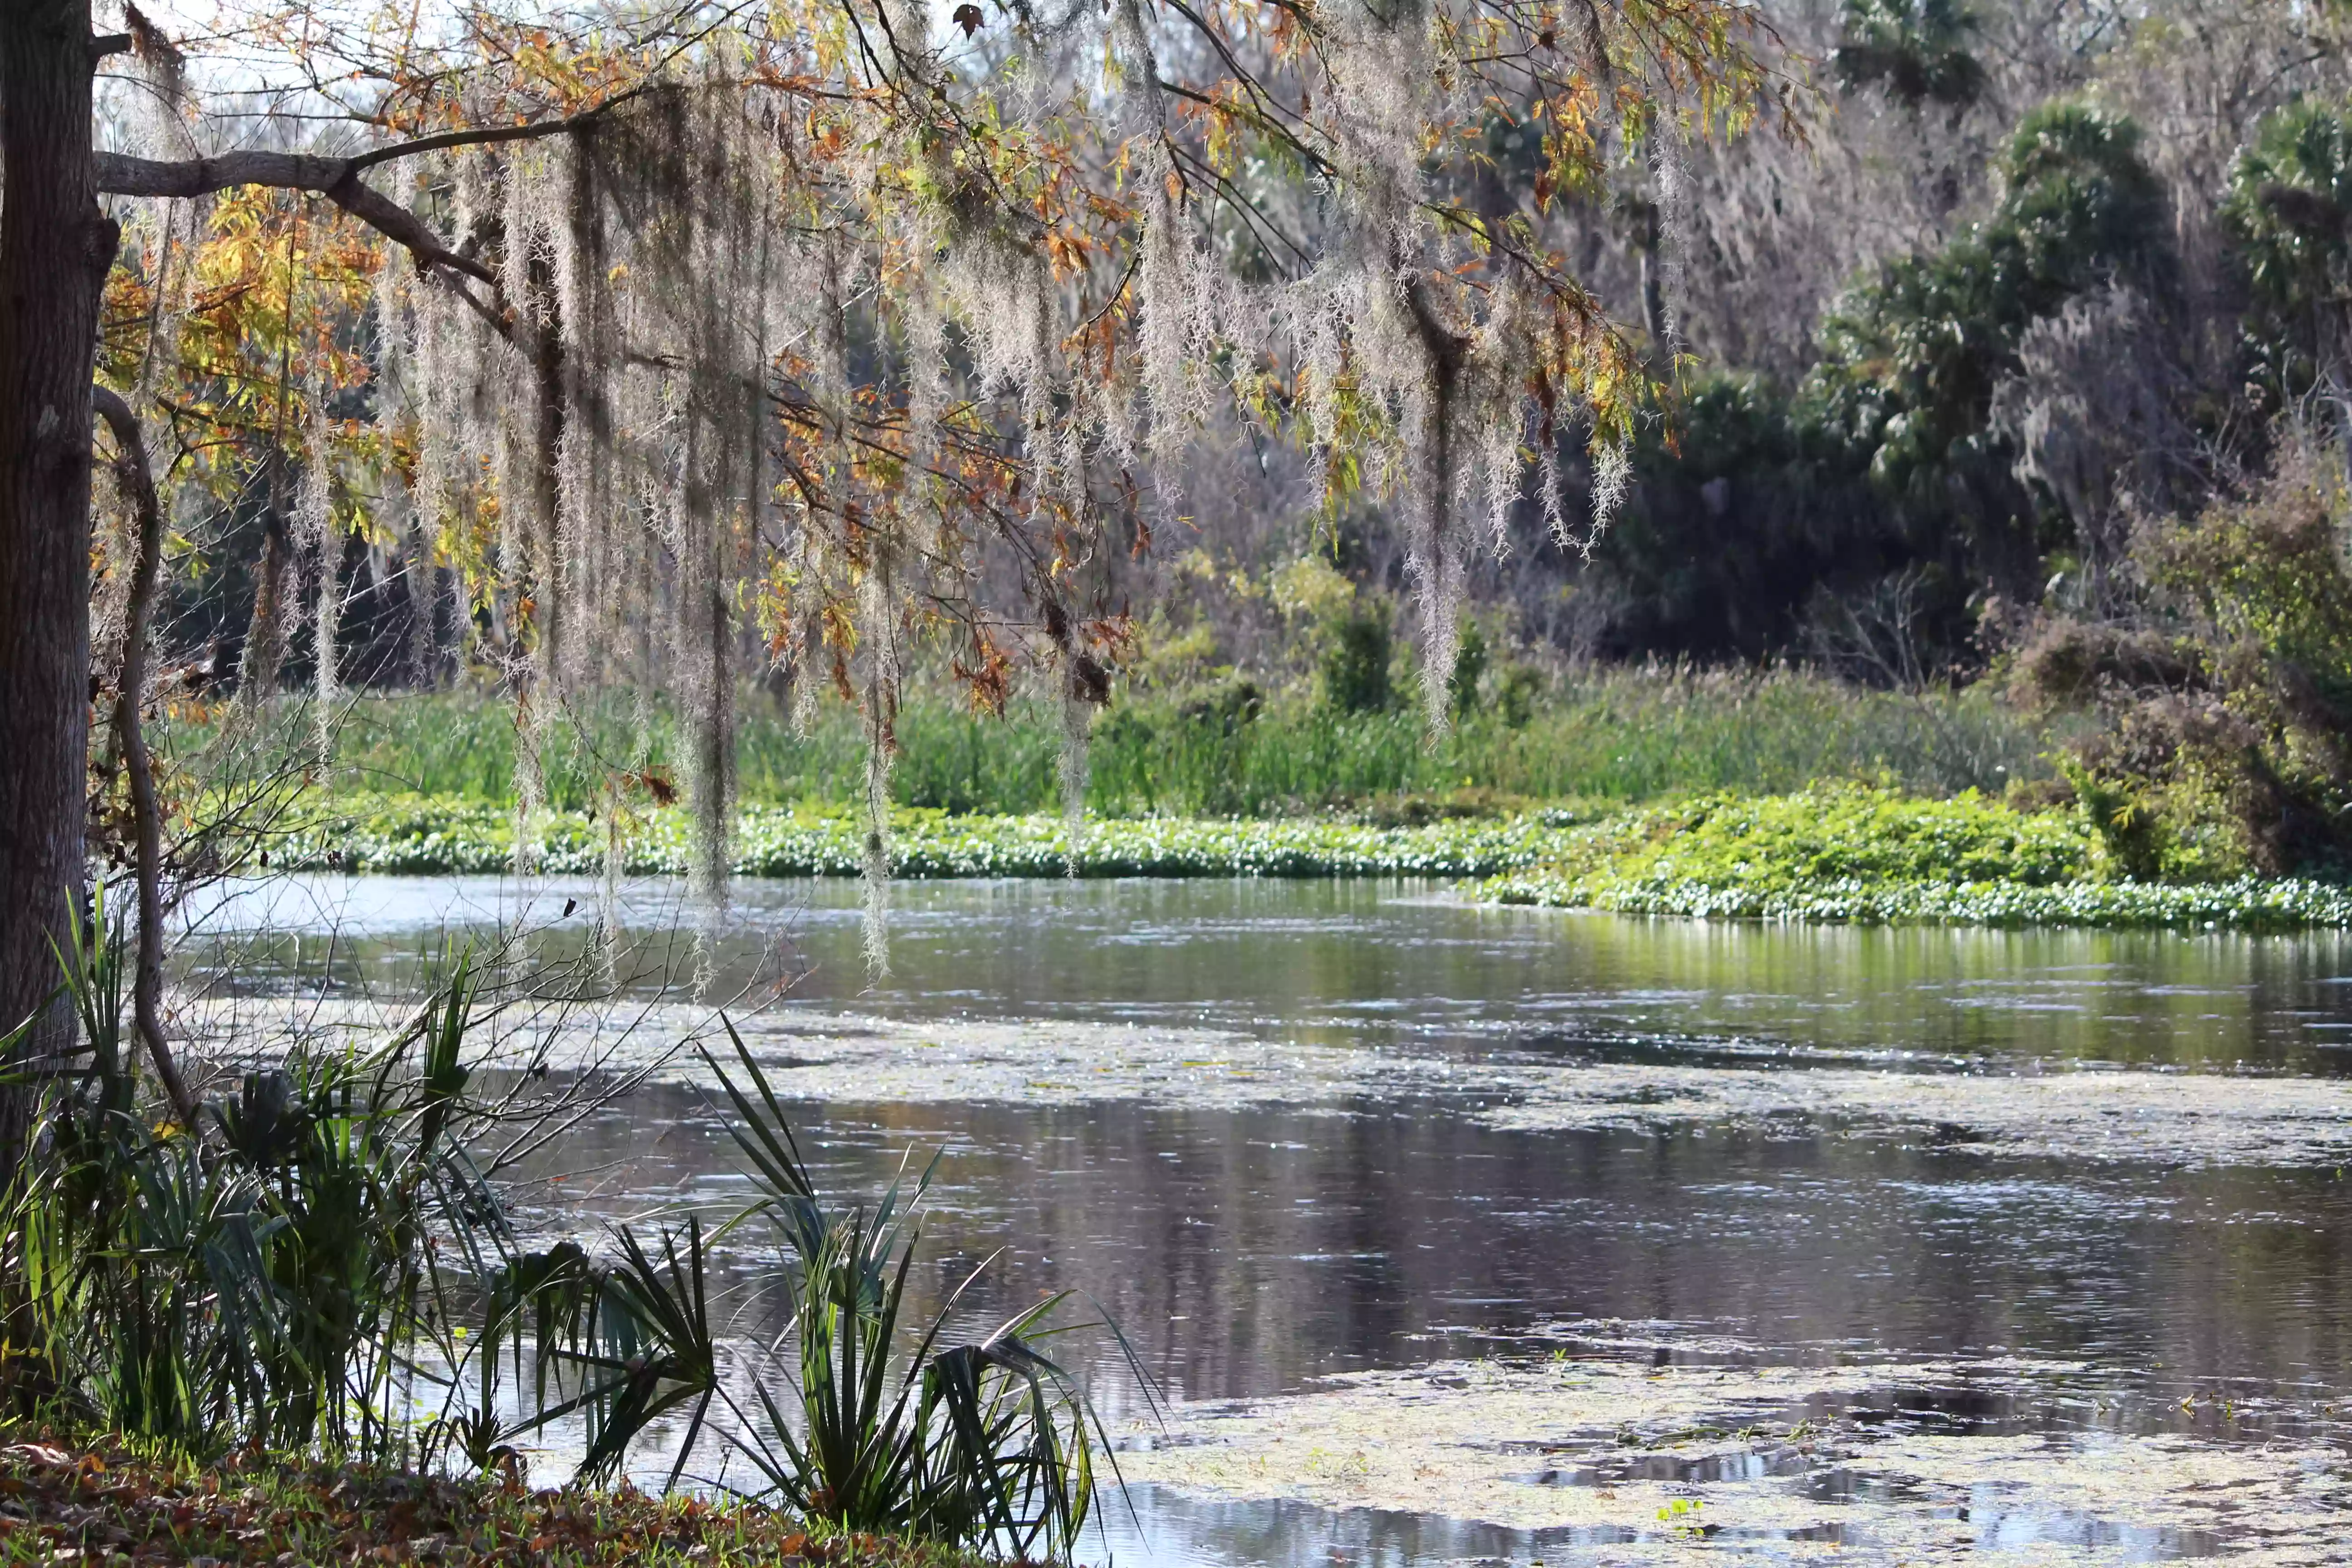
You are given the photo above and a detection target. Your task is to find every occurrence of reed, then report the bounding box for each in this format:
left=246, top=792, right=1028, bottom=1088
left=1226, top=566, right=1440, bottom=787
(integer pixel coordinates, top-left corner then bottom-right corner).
left=304, top=667, right=2053, bottom=817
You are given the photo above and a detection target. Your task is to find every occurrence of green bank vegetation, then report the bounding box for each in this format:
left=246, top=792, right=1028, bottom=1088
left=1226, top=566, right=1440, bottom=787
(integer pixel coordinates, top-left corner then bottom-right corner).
left=271, top=787, right=2352, bottom=931
left=307, top=665, right=2049, bottom=818
left=177, top=420, right=2352, bottom=936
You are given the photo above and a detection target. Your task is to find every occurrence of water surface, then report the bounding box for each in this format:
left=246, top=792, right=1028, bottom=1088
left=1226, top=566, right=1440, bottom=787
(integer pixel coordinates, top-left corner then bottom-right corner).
left=180, top=876, right=2352, bottom=1562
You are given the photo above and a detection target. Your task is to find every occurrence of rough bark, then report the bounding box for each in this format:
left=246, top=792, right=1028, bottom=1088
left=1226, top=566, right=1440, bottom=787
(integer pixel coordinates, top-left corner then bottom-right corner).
left=88, top=389, right=198, bottom=1130
left=0, top=0, right=113, bottom=1161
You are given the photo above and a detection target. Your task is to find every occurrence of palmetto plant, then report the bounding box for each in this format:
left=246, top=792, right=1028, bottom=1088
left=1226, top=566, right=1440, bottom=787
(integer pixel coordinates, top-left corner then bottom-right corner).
left=5, top=922, right=510, bottom=1458
left=1, top=911, right=1137, bottom=1562
left=698, top=1026, right=1140, bottom=1559
left=519, top=1025, right=1141, bottom=1558
left=428, top=1027, right=1143, bottom=1561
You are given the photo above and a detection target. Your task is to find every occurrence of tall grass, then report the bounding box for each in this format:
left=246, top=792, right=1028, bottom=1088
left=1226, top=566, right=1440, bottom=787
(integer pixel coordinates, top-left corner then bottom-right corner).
left=315, top=667, right=2054, bottom=816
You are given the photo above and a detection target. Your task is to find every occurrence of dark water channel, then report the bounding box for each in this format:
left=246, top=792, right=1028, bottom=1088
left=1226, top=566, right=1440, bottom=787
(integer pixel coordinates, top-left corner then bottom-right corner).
left=183, top=876, right=2352, bottom=1562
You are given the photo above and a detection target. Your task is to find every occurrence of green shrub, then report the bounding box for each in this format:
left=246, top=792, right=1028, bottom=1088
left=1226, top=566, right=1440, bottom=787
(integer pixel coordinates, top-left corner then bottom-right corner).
left=1447, top=623, right=1490, bottom=720
left=2009, top=444, right=2352, bottom=878
left=1493, top=663, right=1543, bottom=728
left=1320, top=608, right=1395, bottom=714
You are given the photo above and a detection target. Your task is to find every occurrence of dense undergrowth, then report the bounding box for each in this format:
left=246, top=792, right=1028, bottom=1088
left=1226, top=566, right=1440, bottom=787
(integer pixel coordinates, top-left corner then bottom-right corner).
left=274, top=787, right=2352, bottom=930
left=2004, top=446, right=2352, bottom=882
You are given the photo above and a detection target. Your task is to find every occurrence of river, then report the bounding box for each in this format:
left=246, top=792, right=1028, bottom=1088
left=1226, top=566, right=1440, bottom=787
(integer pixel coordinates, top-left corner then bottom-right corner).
left=178, top=874, right=2352, bottom=1564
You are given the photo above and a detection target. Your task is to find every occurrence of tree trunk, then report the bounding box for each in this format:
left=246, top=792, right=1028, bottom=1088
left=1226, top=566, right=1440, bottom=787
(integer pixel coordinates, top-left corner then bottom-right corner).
left=0, top=0, right=111, bottom=1162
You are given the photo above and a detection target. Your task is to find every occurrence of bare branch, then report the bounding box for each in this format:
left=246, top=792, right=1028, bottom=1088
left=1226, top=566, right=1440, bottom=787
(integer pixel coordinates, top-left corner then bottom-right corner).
left=343, top=93, right=644, bottom=172
left=89, top=385, right=201, bottom=1134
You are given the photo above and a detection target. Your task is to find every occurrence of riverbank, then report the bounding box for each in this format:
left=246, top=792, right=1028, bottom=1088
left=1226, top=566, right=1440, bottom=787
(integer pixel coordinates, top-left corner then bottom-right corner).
left=272, top=786, right=2352, bottom=931
left=0, top=1431, right=975, bottom=1567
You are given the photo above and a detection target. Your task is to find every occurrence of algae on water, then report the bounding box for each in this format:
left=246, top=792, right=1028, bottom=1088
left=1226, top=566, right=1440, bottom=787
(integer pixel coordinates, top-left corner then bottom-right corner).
left=181, top=999, right=2352, bottom=1169
left=1115, top=1344, right=2351, bottom=1563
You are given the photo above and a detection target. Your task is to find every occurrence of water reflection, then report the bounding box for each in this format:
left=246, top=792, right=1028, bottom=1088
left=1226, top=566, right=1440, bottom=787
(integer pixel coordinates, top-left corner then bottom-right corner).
left=510, top=1084, right=2352, bottom=1402
left=1094, top=1489, right=1645, bottom=1568
left=174, top=874, right=2352, bottom=1561
left=184, top=874, right=2352, bottom=1073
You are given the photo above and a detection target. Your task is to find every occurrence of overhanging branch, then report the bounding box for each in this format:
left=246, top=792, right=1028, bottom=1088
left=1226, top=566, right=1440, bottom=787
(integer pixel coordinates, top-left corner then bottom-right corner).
left=92, top=98, right=636, bottom=291
left=97, top=148, right=498, bottom=286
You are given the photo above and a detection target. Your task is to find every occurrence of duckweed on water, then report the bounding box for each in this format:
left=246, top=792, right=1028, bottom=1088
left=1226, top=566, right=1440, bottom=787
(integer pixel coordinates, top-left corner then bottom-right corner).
left=1114, top=1348, right=2350, bottom=1561
left=278, top=796, right=1589, bottom=880
left=274, top=787, right=2352, bottom=931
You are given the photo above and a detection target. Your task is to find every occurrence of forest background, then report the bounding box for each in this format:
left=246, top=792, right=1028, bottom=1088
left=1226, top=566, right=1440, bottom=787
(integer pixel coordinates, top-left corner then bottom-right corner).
left=95, top=0, right=2352, bottom=911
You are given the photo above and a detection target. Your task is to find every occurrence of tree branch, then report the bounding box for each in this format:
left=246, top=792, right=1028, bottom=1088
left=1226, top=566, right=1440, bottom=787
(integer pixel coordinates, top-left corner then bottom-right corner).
left=344, top=93, right=643, bottom=172
left=95, top=99, right=644, bottom=319
left=88, top=386, right=201, bottom=1134
left=97, top=149, right=499, bottom=287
